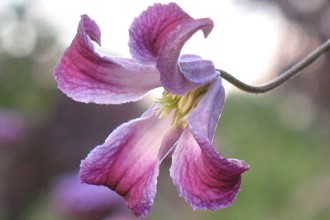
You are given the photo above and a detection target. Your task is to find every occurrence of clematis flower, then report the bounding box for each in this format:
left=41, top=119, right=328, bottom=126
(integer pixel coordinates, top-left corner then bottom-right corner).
left=54, top=2, right=249, bottom=218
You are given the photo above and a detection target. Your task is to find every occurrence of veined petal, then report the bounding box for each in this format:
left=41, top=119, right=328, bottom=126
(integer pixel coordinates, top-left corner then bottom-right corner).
left=156, top=14, right=216, bottom=95
left=170, top=130, right=248, bottom=210
left=129, top=3, right=216, bottom=95
left=79, top=106, right=178, bottom=217
left=129, top=3, right=192, bottom=64
left=54, top=15, right=161, bottom=104
left=179, top=54, right=218, bottom=85
left=170, top=77, right=249, bottom=210
left=188, top=76, right=224, bottom=141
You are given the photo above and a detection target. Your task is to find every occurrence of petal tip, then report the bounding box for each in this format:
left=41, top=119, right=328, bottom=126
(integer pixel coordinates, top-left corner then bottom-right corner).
left=80, top=14, right=101, bottom=45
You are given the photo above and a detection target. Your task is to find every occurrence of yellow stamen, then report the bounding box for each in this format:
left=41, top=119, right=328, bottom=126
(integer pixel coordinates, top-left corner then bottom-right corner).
left=156, top=84, right=209, bottom=128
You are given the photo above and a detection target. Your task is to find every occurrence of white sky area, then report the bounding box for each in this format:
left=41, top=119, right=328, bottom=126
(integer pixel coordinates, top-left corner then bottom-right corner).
left=1, top=0, right=285, bottom=92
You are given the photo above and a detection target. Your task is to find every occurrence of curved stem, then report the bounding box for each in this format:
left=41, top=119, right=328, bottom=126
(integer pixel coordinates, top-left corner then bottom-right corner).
left=217, top=38, right=330, bottom=94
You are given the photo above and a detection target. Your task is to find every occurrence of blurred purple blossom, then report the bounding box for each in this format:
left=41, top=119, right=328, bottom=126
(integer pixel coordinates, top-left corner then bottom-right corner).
left=51, top=173, right=132, bottom=220
left=0, top=110, right=26, bottom=145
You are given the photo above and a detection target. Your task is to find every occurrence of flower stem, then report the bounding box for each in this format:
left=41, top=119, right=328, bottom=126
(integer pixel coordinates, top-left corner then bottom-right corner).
left=217, top=38, right=330, bottom=94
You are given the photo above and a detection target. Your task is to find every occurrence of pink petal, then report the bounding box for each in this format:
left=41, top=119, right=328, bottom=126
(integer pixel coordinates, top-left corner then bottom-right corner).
left=170, top=130, right=248, bottom=210
left=156, top=14, right=216, bottom=95
left=188, top=76, right=225, bottom=141
left=54, top=15, right=161, bottom=104
left=79, top=106, right=178, bottom=217
left=179, top=54, right=218, bottom=85
left=129, top=3, right=191, bottom=64
left=129, top=3, right=216, bottom=95
left=170, top=77, right=249, bottom=210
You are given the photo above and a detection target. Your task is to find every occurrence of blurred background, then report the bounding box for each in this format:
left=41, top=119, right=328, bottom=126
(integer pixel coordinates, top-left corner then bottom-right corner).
left=0, top=0, right=329, bottom=219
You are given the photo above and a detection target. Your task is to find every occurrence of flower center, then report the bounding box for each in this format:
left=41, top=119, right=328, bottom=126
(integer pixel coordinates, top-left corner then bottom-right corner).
left=156, top=85, right=209, bottom=128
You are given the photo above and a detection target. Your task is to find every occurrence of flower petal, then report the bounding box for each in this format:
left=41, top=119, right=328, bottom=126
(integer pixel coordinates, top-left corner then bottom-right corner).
left=170, top=77, right=249, bottom=210
left=129, top=3, right=216, bottom=95
left=129, top=3, right=191, bottom=64
left=54, top=14, right=161, bottom=104
left=156, top=14, right=216, bottom=95
left=79, top=106, right=178, bottom=217
left=179, top=54, right=218, bottom=85
left=188, top=76, right=224, bottom=141
left=170, top=130, right=248, bottom=210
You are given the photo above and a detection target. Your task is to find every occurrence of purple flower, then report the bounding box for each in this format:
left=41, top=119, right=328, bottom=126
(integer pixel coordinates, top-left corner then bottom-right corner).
left=0, top=110, right=25, bottom=145
left=51, top=173, right=131, bottom=220
left=54, top=3, right=249, bottom=218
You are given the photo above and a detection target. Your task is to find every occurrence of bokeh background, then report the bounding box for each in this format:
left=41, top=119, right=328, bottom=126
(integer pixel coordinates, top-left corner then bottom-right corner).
left=0, top=0, right=329, bottom=219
